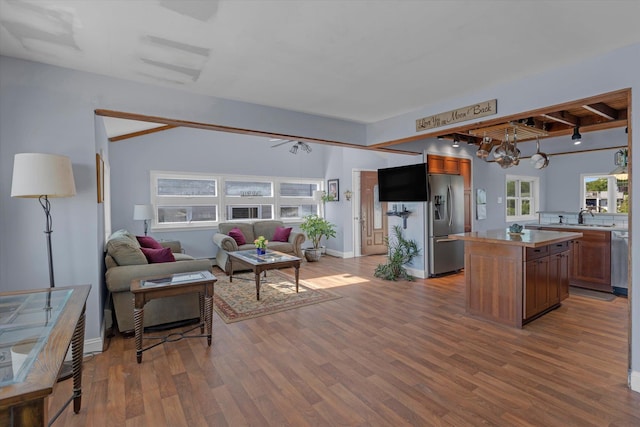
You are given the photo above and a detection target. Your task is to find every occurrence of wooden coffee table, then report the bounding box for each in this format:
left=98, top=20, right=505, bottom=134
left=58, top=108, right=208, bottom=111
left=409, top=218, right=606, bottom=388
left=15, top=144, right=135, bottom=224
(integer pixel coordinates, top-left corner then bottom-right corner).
left=130, top=270, right=216, bottom=363
left=228, top=250, right=301, bottom=300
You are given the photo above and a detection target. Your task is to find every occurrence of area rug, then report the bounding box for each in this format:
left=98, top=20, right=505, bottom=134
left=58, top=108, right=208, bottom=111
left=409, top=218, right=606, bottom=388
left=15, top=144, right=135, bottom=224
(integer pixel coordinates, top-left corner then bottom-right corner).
left=213, top=270, right=341, bottom=323
left=569, top=286, right=617, bottom=301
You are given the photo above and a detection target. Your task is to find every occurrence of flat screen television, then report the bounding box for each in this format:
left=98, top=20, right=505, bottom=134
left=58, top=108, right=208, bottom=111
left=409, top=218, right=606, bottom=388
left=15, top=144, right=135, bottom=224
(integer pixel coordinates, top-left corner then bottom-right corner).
left=378, top=163, right=428, bottom=202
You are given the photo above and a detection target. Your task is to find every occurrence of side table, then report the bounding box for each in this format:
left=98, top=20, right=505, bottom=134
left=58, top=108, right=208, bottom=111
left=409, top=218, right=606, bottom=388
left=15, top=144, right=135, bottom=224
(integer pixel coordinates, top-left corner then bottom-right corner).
left=130, top=270, right=216, bottom=363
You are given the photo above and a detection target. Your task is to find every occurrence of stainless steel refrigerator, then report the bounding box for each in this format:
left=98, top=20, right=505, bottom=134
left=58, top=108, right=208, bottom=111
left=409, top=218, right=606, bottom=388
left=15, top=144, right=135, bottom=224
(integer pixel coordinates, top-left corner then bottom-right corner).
left=428, top=174, right=465, bottom=277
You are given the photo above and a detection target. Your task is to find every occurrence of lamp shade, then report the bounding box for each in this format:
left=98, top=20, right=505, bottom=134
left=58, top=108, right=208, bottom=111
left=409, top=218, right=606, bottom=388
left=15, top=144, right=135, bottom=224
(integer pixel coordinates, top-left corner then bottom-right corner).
left=312, top=190, right=324, bottom=202
left=133, top=204, right=154, bottom=220
left=11, top=153, right=76, bottom=198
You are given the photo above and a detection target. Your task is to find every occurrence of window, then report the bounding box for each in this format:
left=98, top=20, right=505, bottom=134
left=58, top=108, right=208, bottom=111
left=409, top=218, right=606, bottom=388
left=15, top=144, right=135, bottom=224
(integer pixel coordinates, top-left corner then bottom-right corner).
left=506, top=175, right=538, bottom=221
left=151, top=171, right=322, bottom=230
left=152, top=172, right=219, bottom=230
left=581, top=174, right=629, bottom=213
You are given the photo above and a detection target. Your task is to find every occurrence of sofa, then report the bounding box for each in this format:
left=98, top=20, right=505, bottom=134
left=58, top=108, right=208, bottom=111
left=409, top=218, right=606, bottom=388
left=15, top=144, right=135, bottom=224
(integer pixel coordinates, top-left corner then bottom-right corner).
left=105, top=229, right=213, bottom=333
left=212, top=220, right=305, bottom=273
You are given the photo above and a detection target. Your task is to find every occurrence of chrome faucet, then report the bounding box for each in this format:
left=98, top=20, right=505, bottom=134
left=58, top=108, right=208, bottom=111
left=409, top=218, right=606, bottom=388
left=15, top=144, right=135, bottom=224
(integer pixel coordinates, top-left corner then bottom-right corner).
left=578, top=208, right=594, bottom=224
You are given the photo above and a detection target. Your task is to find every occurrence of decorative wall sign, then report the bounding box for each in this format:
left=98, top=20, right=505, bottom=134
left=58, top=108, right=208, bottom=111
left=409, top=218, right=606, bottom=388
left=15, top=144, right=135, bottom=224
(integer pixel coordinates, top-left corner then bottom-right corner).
left=416, top=99, right=497, bottom=132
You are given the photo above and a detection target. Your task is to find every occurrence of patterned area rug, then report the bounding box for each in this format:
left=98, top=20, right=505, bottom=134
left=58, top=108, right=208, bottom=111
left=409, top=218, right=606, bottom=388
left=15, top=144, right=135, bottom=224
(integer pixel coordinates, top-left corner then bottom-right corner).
left=213, top=270, right=341, bottom=323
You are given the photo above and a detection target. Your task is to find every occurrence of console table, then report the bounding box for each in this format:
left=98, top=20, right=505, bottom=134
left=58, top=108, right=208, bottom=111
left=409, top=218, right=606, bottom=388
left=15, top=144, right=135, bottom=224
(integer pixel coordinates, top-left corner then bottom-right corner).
left=0, top=285, right=91, bottom=427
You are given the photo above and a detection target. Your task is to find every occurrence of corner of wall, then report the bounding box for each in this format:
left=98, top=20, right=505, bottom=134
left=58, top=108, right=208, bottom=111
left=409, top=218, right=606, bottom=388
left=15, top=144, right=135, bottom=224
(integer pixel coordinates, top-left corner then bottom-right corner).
left=631, top=369, right=640, bottom=393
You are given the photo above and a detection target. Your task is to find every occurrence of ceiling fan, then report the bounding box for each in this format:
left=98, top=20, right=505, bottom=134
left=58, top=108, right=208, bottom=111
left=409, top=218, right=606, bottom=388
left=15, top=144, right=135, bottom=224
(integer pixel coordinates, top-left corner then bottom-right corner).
left=270, top=139, right=312, bottom=154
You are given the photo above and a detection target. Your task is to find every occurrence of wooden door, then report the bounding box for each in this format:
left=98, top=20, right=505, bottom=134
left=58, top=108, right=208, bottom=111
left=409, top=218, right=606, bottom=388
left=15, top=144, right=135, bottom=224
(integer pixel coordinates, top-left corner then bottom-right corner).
left=360, top=171, right=387, bottom=255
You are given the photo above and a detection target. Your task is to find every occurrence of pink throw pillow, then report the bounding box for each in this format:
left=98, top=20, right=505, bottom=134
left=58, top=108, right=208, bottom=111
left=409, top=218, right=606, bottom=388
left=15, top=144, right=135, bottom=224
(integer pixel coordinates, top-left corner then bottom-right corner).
left=140, top=247, right=176, bottom=263
left=228, top=228, right=246, bottom=245
left=136, top=235, right=163, bottom=249
left=272, top=226, right=292, bottom=242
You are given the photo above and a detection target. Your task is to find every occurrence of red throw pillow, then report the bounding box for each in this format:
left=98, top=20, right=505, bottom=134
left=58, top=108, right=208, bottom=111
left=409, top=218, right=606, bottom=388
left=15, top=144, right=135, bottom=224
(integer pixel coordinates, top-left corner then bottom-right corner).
left=136, top=235, right=163, bottom=249
left=140, top=247, right=176, bottom=263
left=228, top=228, right=246, bottom=245
left=272, top=226, right=292, bottom=242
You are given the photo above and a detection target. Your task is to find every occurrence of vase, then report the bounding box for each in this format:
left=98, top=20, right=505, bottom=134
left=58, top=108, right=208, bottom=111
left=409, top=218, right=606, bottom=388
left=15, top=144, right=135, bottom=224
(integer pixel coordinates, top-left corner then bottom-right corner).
left=256, top=248, right=266, bottom=255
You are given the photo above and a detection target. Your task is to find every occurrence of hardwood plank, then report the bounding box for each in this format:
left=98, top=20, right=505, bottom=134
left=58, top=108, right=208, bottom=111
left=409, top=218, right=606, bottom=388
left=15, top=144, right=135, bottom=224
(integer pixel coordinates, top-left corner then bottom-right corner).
left=48, top=255, right=640, bottom=426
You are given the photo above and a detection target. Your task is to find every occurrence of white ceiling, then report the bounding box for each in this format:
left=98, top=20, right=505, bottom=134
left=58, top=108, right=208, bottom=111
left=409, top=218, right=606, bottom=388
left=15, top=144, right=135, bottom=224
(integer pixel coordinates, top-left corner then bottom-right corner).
left=1, top=0, right=640, bottom=124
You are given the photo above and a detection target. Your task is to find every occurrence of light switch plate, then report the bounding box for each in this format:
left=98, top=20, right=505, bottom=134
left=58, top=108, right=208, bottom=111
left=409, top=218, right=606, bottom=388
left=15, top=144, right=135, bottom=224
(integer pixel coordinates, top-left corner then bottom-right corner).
left=497, top=197, right=503, bottom=204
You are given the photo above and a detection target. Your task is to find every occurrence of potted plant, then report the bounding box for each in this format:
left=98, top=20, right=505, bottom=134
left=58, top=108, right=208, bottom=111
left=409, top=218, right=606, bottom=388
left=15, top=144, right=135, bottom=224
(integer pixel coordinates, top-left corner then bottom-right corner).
left=374, top=225, right=420, bottom=281
left=299, top=214, right=336, bottom=262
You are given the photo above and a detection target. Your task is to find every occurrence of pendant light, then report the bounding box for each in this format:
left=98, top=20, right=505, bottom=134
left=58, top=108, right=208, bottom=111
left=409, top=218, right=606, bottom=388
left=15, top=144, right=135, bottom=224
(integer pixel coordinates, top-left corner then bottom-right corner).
left=571, top=126, right=582, bottom=145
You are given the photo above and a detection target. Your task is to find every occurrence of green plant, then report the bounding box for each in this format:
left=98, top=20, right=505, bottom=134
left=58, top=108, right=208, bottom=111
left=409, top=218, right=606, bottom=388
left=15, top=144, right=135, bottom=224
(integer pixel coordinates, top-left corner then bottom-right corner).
left=299, top=214, right=336, bottom=249
left=374, top=225, right=420, bottom=281
left=254, top=236, right=268, bottom=249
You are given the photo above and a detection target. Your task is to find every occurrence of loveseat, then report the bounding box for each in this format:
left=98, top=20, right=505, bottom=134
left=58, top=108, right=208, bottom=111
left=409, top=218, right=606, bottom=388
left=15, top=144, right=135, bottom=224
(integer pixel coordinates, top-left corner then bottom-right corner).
left=212, top=220, right=305, bottom=273
left=105, top=229, right=213, bottom=333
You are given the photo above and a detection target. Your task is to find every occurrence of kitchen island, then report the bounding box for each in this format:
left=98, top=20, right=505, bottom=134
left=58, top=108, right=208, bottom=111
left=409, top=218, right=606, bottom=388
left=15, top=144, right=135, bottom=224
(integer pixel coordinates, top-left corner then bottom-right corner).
left=449, top=228, right=583, bottom=328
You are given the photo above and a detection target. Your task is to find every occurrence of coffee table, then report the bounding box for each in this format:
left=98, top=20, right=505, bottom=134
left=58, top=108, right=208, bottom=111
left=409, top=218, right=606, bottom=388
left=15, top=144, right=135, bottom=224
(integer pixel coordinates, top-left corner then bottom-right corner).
left=228, top=250, right=301, bottom=300
left=130, top=270, right=216, bottom=363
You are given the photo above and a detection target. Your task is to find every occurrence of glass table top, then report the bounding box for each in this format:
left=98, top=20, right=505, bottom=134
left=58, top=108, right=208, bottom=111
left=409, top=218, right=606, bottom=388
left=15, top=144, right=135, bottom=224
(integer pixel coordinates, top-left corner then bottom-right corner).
left=231, top=249, right=300, bottom=265
left=0, top=289, right=72, bottom=386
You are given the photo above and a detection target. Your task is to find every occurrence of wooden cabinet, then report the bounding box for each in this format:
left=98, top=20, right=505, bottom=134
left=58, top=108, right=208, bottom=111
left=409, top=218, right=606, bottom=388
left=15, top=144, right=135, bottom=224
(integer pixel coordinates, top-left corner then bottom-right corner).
left=428, top=155, right=460, bottom=174
left=523, top=240, right=572, bottom=321
left=460, top=159, right=471, bottom=232
left=530, top=226, right=611, bottom=293
left=570, top=230, right=611, bottom=292
left=525, top=256, right=552, bottom=319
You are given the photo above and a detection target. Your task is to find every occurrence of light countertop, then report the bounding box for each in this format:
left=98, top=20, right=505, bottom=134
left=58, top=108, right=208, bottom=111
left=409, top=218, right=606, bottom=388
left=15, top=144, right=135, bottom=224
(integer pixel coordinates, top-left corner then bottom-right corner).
left=449, top=228, right=583, bottom=248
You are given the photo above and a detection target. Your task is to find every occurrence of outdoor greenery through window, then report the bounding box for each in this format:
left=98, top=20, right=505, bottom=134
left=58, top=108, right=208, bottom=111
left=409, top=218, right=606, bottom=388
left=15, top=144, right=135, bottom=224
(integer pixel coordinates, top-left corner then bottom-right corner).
left=150, top=171, right=322, bottom=230
left=506, top=175, right=538, bottom=221
left=581, top=174, right=629, bottom=213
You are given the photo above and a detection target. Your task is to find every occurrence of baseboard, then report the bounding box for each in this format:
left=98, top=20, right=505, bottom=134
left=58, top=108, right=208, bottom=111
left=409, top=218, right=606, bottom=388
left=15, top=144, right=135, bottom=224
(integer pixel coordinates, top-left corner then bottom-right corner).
left=325, top=248, right=352, bottom=258
left=406, top=266, right=426, bottom=279
left=631, top=369, right=640, bottom=393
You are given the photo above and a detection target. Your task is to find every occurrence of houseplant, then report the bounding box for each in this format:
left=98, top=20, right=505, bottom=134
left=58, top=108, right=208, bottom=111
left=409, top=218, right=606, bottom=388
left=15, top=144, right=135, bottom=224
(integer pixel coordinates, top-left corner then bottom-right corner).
left=374, top=225, right=420, bottom=281
left=299, top=214, right=336, bottom=261
left=254, top=235, right=268, bottom=255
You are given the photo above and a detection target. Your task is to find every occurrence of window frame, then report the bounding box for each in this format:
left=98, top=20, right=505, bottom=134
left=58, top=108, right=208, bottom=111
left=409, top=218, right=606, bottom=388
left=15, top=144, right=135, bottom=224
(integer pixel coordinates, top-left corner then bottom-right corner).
left=505, top=174, right=539, bottom=222
left=150, top=171, right=322, bottom=231
left=580, top=173, right=629, bottom=213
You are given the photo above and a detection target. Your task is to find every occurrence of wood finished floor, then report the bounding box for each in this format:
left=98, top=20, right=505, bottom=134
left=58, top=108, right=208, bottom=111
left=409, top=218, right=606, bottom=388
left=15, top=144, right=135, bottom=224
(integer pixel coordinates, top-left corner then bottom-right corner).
left=50, top=255, right=640, bottom=426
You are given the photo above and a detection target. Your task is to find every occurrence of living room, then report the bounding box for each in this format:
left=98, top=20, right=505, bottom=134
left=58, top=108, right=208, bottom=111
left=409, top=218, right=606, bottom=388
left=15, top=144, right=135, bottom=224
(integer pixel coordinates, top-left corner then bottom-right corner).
left=1, top=1, right=640, bottom=424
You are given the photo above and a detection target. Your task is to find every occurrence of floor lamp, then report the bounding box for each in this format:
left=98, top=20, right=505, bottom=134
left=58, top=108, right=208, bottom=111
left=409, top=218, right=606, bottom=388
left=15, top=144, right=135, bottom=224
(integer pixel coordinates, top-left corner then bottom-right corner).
left=11, top=153, right=77, bottom=380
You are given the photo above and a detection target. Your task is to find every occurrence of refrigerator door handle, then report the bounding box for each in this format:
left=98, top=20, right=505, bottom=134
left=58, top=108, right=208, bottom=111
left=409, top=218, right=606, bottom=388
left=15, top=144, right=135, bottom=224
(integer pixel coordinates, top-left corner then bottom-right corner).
left=436, top=238, right=457, bottom=243
left=447, top=184, right=453, bottom=228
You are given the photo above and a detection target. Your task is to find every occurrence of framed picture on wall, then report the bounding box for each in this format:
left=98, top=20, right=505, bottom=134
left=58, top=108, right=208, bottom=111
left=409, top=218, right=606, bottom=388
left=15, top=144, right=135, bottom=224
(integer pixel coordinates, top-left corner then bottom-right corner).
left=327, top=179, right=339, bottom=201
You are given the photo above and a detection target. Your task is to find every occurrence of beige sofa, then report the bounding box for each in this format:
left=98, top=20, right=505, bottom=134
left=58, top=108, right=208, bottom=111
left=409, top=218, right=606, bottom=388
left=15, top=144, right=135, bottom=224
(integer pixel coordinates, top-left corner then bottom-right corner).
left=212, top=220, right=305, bottom=273
left=105, top=229, right=213, bottom=333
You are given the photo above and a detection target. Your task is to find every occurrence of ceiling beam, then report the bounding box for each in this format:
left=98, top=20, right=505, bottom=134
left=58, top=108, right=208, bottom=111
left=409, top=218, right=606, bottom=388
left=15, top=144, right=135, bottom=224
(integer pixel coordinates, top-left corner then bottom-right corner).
left=582, top=103, right=618, bottom=120
left=95, top=109, right=420, bottom=155
left=109, top=125, right=176, bottom=142
left=540, top=111, right=579, bottom=127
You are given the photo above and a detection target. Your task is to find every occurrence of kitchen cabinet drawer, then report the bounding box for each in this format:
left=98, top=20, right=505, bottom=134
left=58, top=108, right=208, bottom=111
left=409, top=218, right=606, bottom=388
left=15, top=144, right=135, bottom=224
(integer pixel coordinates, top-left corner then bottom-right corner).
left=549, top=241, right=569, bottom=254
left=526, top=245, right=548, bottom=260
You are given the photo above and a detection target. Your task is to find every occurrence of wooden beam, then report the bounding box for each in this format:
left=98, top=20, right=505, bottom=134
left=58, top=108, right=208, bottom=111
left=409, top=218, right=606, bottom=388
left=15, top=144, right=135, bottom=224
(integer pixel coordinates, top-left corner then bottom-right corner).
left=540, top=111, right=578, bottom=127
left=109, top=125, right=176, bottom=142
left=582, top=103, right=618, bottom=120
left=95, top=109, right=419, bottom=155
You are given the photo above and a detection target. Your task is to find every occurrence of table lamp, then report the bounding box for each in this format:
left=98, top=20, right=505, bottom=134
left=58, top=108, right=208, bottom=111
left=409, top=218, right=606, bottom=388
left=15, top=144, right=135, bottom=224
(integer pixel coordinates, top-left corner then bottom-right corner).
left=11, top=153, right=76, bottom=288
left=134, top=204, right=154, bottom=236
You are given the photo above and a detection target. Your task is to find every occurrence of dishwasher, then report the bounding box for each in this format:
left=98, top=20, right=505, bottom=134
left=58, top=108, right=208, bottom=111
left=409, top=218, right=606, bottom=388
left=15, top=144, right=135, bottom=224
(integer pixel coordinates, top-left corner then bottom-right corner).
left=611, top=230, right=629, bottom=296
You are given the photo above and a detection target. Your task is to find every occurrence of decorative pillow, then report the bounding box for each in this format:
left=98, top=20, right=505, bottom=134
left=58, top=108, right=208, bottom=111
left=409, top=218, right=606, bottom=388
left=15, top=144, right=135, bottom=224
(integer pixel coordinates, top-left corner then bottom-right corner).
left=140, top=247, right=176, bottom=263
left=228, top=227, right=246, bottom=245
left=136, top=235, right=163, bottom=249
left=272, top=226, right=292, bottom=242
left=106, top=236, right=148, bottom=266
